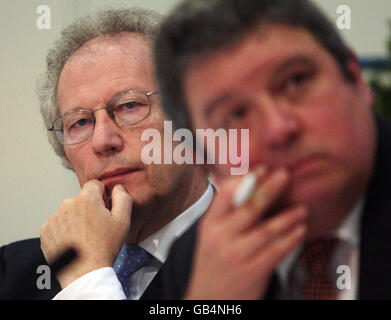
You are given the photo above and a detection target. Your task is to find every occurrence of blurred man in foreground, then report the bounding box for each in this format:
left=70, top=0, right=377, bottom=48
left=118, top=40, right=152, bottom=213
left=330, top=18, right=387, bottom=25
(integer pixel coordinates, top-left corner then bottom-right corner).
left=152, top=0, right=391, bottom=299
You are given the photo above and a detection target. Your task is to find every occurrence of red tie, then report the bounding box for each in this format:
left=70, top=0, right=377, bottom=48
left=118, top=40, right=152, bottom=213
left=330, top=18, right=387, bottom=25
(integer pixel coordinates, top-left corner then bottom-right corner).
left=301, top=238, right=339, bottom=300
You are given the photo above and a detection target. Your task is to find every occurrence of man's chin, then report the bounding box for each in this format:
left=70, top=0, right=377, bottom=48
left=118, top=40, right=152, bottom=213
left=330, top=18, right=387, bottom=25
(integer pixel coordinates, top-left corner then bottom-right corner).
left=127, top=189, right=159, bottom=211
left=103, top=182, right=152, bottom=211
left=286, top=173, right=340, bottom=210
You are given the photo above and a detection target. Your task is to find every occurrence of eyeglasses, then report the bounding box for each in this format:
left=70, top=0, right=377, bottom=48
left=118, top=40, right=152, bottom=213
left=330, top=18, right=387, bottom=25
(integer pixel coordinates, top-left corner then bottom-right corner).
left=49, top=90, right=159, bottom=145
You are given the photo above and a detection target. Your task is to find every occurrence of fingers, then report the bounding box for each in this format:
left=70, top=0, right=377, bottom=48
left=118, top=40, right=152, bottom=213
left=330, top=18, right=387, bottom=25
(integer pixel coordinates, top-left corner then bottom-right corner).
left=80, top=179, right=106, bottom=207
left=206, top=176, right=244, bottom=220
left=248, top=168, right=289, bottom=211
left=228, top=168, right=290, bottom=233
left=40, top=181, right=133, bottom=288
left=232, top=167, right=267, bottom=208
left=111, top=184, right=133, bottom=227
left=235, top=205, right=308, bottom=259
left=207, top=165, right=268, bottom=221
left=187, top=164, right=306, bottom=300
left=250, top=222, right=306, bottom=277
left=82, top=179, right=105, bottom=196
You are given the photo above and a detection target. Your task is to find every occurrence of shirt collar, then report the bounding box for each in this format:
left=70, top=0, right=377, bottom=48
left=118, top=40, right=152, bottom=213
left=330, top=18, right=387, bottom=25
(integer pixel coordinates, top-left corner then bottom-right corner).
left=138, top=183, right=214, bottom=263
left=330, top=197, right=364, bottom=246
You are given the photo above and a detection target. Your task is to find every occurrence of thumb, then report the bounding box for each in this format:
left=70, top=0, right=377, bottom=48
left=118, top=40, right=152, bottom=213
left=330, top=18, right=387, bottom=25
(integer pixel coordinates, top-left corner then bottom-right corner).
left=111, top=184, right=133, bottom=228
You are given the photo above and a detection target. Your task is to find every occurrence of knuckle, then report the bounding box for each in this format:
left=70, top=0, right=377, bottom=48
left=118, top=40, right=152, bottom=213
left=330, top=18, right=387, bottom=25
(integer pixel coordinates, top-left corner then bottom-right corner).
left=83, top=179, right=104, bottom=193
left=77, top=192, right=94, bottom=209
left=60, top=198, right=73, bottom=209
left=80, top=184, right=104, bottom=204
left=221, top=176, right=242, bottom=198
left=90, top=179, right=103, bottom=186
left=79, top=187, right=91, bottom=199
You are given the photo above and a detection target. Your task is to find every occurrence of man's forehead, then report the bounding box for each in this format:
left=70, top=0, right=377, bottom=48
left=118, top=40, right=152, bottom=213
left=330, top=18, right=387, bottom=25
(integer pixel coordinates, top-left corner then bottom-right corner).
left=57, top=32, right=155, bottom=113
left=66, top=32, right=151, bottom=65
left=184, top=25, right=324, bottom=104
left=191, top=24, right=321, bottom=71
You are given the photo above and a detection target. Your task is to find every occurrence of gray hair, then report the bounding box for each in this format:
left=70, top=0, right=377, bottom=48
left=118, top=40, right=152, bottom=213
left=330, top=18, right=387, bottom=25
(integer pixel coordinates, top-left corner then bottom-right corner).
left=37, top=7, right=162, bottom=170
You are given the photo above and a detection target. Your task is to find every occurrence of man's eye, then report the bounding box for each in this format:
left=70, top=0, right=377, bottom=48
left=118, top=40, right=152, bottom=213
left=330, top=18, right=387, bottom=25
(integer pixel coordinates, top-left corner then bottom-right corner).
left=122, top=101, right=137, bottom=110
left=219, top=105, right=250, bottom=128
left=71, top=118, right=91, bottom=128
left=285, top=71, right=312, bottom=90
left=119, top=100, right=147, bottom=111
left=230, top=106, right=248, bottom=119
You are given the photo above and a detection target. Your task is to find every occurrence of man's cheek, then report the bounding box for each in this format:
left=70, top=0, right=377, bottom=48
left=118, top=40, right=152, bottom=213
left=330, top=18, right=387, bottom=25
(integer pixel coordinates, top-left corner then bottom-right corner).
left=73, top=163, right=93, bottom=188
left=248, top=139, right=266, bottom=169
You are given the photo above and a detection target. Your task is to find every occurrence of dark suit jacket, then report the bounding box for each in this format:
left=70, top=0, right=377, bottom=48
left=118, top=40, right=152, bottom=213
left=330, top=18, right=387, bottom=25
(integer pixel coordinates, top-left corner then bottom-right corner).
left=0, top=236, right=195, bottom=300
left=0, top=236, right=178, bottom=300
left=0, top=238, right=62, bottom=299
left=142, top=115, right=391, bottom=300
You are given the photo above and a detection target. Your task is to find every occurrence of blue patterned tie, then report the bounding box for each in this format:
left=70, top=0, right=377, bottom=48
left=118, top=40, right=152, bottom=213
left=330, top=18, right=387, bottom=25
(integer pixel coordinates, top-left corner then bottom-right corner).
left=113, top=244, right=153, bottom=299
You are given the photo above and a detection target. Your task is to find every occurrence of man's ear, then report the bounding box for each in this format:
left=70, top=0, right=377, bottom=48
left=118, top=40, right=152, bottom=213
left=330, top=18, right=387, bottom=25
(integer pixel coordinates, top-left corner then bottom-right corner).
left=346, top=49, right=374, bottom=108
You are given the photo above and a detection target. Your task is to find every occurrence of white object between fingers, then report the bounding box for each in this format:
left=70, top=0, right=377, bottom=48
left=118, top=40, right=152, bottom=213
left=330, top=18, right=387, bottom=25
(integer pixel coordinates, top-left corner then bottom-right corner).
left=232, top=173, right=258, bottom=208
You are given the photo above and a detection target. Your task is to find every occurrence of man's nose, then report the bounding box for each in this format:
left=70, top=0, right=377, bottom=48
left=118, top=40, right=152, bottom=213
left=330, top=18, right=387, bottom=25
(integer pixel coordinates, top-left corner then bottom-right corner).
left=260, top=100, right=301, bottom=149
left=91, top=109, right=124, bottom=156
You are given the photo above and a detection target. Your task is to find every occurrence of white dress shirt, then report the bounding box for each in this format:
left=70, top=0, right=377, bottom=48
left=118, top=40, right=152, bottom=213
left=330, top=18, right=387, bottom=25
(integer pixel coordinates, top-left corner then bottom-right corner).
left=276, top=198, right=364, bottom=300
left=53, top=183, right=214, bottom=300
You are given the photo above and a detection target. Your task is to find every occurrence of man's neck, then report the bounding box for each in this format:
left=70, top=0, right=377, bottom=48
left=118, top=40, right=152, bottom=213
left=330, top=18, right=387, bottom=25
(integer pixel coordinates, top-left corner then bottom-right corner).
left=126, top=166, right=209, bottom=244
left=305, top=189, right=365, bottom=242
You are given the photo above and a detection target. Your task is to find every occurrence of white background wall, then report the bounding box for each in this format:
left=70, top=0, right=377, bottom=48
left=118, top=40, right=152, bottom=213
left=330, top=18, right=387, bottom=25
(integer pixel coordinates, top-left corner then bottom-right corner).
left=1, top=0, right=390, bottom=246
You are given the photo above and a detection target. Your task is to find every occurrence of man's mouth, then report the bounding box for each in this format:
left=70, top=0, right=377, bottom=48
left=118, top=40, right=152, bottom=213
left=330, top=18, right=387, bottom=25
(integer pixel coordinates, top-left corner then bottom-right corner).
left=98, top=167, right=139, bottom=184
left=286, top=154, right=326, bottom=176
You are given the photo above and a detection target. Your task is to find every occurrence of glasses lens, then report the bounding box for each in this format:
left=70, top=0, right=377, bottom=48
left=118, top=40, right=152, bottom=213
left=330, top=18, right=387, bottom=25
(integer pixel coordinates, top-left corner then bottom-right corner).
left=51, top=91, right=154, bottom=145
left=61, top=111, right=94, bottom=145
left=112, top=91, right=151, bottom=126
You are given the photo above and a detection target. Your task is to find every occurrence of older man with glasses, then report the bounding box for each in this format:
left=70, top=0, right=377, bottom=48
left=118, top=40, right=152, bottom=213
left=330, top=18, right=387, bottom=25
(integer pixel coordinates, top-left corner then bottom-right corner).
left=0, top=8, right=212, bottom=300
left=49, top=90, right=159, bottom=146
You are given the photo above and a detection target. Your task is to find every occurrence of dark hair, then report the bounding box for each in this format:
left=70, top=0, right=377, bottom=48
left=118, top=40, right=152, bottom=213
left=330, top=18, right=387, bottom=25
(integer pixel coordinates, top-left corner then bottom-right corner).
left=154, top=0, right=355, bottom=130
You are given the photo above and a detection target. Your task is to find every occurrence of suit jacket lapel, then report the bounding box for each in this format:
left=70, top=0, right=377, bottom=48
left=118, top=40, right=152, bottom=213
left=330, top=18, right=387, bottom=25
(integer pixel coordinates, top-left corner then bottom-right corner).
left=359, top=116, right=391, bottom=299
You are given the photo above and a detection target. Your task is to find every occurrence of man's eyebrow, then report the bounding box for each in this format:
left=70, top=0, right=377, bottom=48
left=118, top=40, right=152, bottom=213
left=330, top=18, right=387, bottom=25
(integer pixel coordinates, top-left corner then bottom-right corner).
left=61, top=88, right=145, bottom=114
left=204, top=93, right=235, bottom=116
left=108, top=89, right=140, bottom=102
left=61, top=106, right=92, bottom=116
left=271, top=55, right=316, bottom=77
left=203, top=56, right=315, bottom=116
